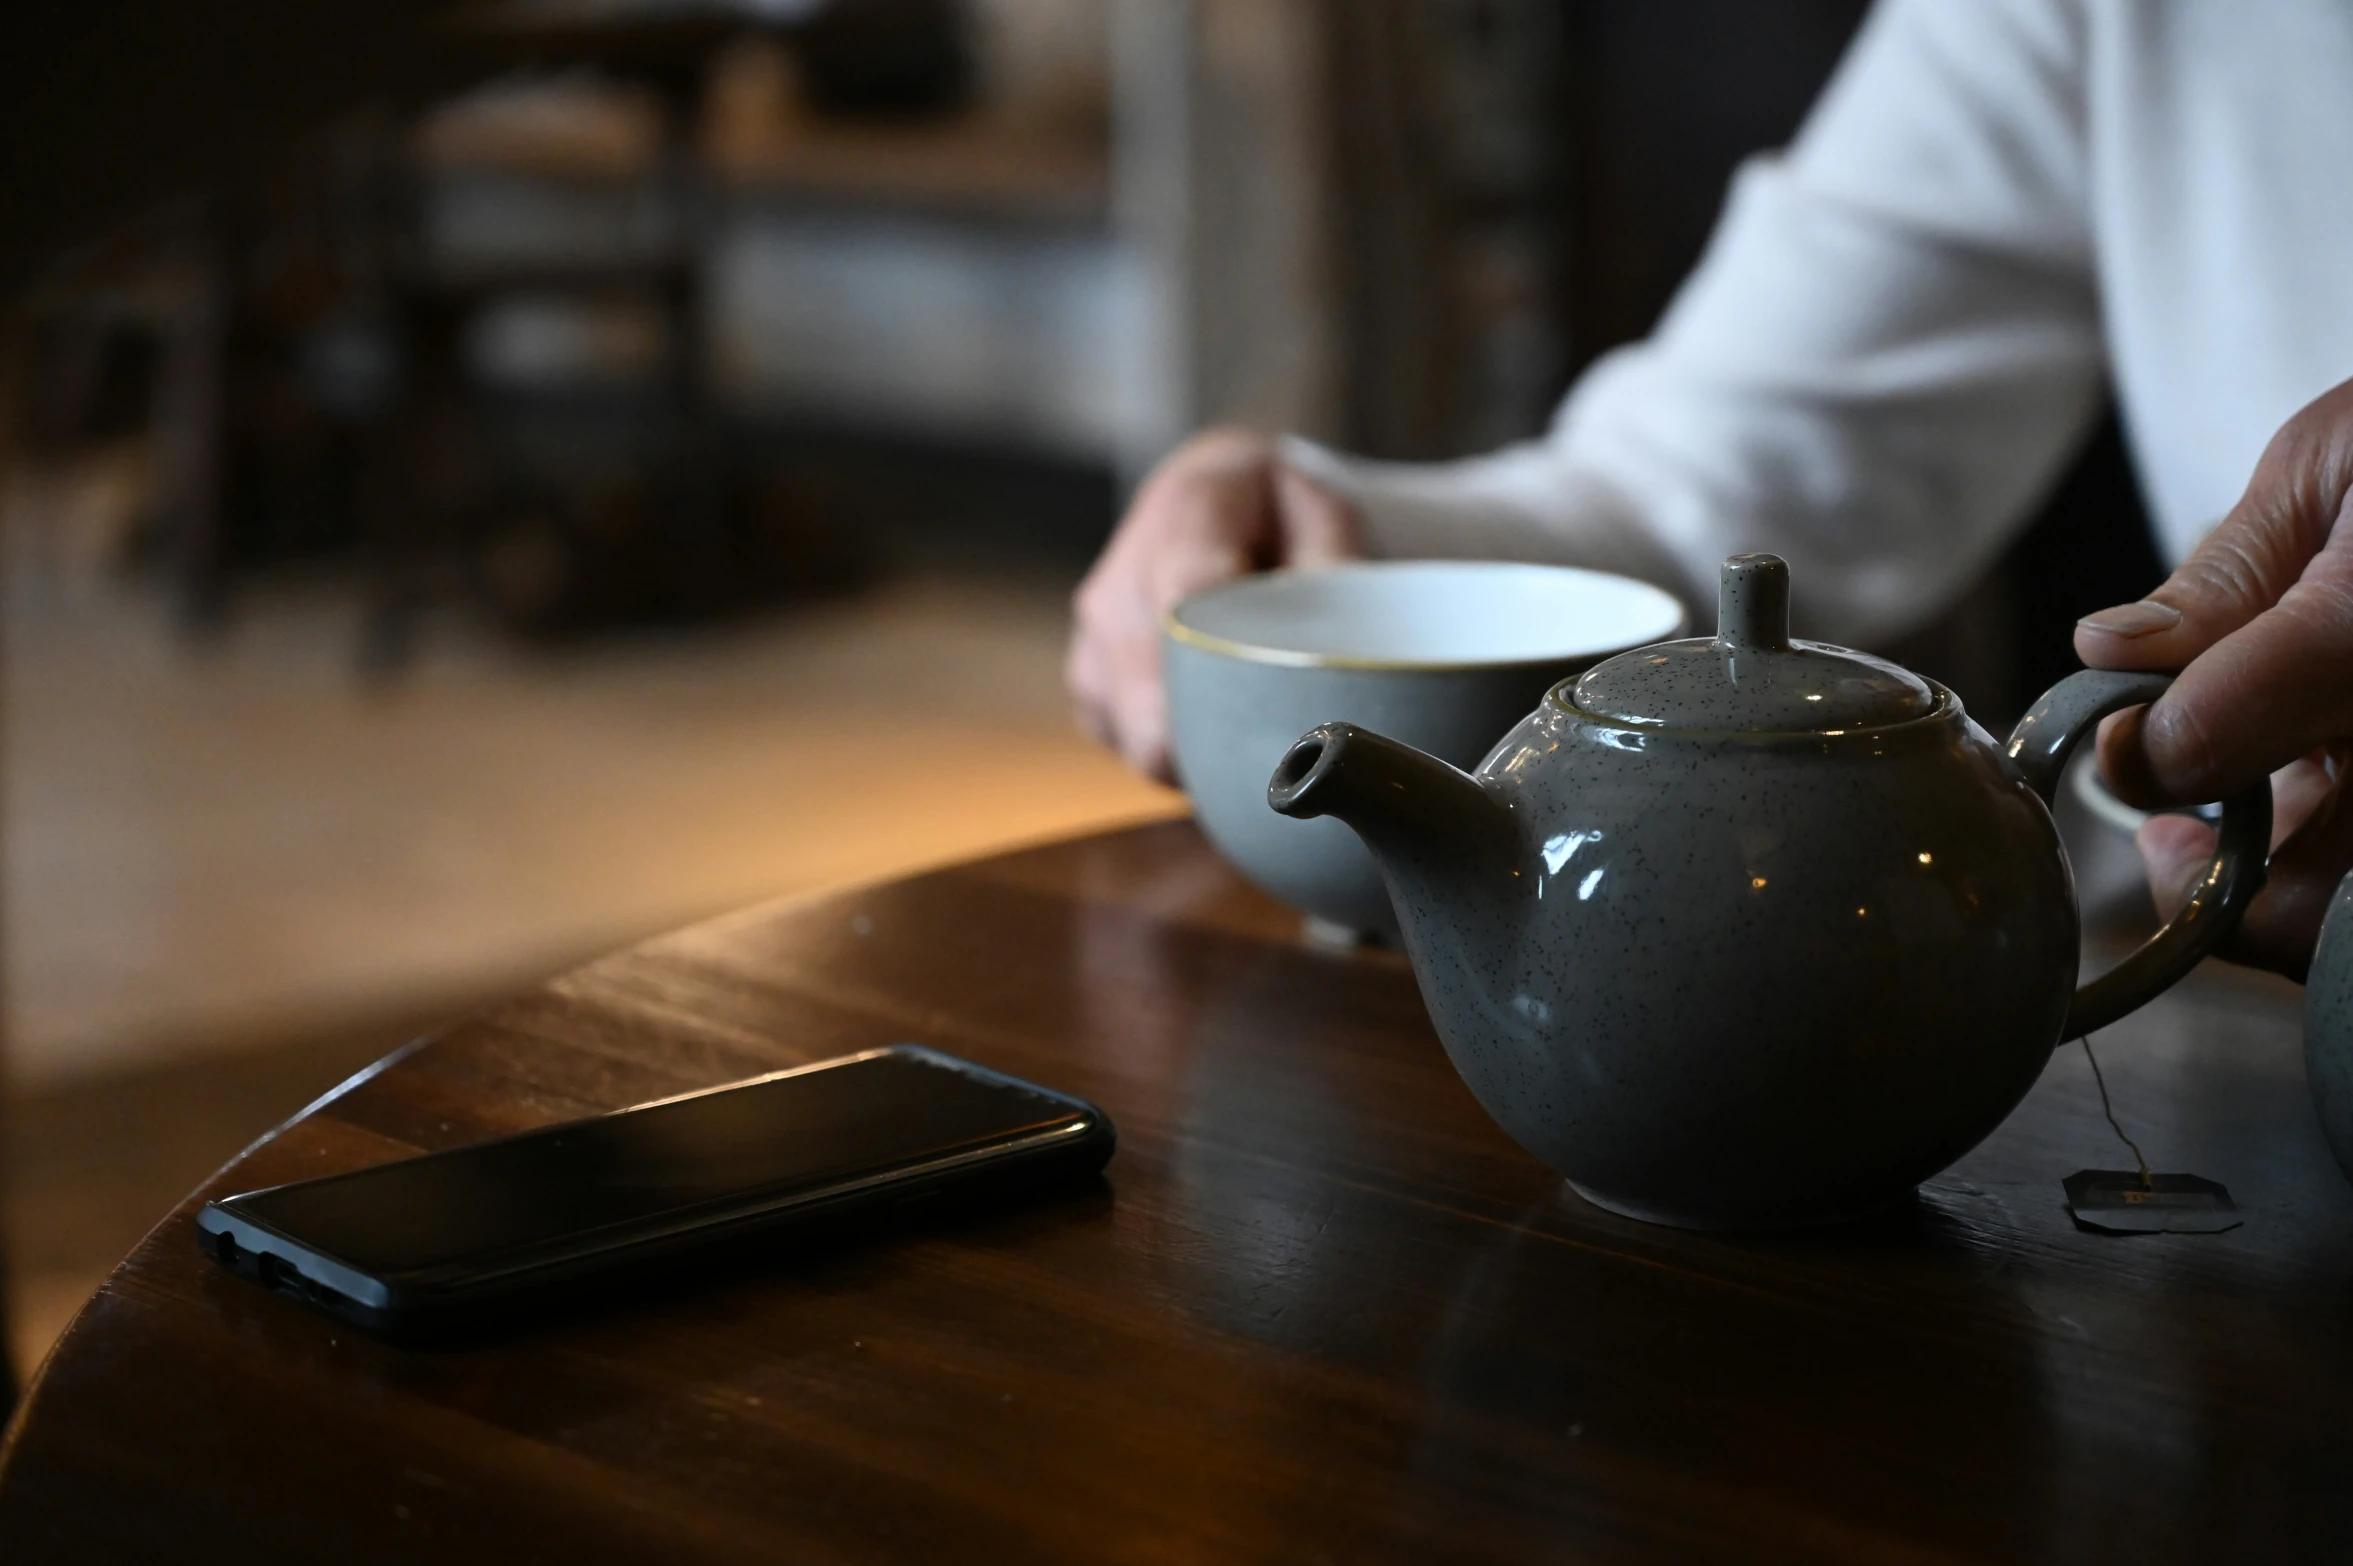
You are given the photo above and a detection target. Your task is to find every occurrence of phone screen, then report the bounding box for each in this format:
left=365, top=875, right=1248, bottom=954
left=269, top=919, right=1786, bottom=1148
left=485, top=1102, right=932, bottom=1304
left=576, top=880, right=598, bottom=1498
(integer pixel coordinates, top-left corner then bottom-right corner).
left=217, top=1048, right=1091, bottom=1279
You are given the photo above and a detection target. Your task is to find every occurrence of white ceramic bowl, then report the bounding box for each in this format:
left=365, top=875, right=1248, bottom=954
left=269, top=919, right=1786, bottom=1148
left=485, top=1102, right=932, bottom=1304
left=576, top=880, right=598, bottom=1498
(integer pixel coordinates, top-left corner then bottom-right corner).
left=1165, top=561, right=1687, bottom=936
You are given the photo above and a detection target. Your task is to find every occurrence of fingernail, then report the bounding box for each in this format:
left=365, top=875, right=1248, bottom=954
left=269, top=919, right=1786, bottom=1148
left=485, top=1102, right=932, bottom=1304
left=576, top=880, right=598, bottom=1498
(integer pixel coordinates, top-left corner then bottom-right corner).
left=2077, top=600, right=2184, bottom=638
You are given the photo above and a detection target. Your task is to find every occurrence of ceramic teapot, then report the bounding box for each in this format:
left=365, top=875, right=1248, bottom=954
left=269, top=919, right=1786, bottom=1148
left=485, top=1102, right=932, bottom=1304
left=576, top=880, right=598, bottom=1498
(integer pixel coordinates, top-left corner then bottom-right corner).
left=1267, top=554, right=2271, bottom=1229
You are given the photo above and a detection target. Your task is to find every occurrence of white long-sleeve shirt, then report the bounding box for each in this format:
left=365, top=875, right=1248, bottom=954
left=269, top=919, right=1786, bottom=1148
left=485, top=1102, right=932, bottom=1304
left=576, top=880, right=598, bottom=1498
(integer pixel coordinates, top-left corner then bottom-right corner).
left=1284, top=0, right=2353, bottom=644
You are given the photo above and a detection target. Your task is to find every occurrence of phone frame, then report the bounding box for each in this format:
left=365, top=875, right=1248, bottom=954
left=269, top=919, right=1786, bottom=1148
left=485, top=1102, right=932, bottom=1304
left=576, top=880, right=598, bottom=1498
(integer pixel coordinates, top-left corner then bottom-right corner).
left=195, top=1045, right=1115, bottom=1336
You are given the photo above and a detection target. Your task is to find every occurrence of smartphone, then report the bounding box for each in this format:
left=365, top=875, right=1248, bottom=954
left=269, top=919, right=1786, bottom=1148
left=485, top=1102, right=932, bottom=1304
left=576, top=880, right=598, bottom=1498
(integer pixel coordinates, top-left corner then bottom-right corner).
left=197, top=1044, right=1114, bottom=1335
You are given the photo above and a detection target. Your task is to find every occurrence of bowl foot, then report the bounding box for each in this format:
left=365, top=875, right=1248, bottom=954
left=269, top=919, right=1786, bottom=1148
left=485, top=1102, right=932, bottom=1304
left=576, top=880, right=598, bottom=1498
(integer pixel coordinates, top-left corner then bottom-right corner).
left=1566, top=1181, right=1916, bottom=1233
left=1301, top=916, right=1376, bottom=951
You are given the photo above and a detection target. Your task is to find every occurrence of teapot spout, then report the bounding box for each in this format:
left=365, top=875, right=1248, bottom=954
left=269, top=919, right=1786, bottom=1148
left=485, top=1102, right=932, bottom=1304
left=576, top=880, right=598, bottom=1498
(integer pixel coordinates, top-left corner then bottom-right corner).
left=1268, top=722, right=1518, bottom=881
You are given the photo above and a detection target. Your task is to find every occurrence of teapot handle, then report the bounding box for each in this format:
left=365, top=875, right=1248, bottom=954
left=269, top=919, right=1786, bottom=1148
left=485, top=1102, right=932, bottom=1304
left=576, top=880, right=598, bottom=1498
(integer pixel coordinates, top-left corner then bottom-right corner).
left=2006, top=669, right=2271, bottom=1041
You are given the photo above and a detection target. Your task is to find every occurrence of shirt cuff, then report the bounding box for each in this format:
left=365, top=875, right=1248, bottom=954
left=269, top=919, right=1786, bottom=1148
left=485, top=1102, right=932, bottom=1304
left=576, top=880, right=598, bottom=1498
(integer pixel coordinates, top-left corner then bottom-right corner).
left=1276, top=435, right=1706, bottom=618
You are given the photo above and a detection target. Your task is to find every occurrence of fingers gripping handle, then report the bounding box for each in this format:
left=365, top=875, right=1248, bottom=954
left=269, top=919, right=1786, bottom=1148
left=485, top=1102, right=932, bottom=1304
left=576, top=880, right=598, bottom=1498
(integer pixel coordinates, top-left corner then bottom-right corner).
left=2006, top=669, right=2271, bottom=1041
left=2005, top=670, right=2170, bottom=801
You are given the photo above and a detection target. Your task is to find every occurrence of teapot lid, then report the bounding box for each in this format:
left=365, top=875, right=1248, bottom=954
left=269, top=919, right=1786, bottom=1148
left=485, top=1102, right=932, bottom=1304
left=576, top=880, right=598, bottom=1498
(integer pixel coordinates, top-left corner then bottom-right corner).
left=1570, top=555, right=1938, bottom=732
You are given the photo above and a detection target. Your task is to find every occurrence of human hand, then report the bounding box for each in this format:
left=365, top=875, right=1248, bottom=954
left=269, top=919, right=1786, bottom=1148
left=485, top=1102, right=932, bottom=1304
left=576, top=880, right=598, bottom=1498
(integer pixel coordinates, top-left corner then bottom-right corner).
left=2073, top=376, right=2353, bottom=980
left=1067, top=429, right=1363, bottom=782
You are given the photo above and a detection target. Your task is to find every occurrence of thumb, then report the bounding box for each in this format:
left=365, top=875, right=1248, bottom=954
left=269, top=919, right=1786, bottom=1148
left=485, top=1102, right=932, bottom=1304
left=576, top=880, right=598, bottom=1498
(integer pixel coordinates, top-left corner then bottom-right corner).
left=2133, top=752, right=2353, bottom=982
left=1273, top=465, right=1364, bottom=567
left=2136, top=813, right=2219, bottom=927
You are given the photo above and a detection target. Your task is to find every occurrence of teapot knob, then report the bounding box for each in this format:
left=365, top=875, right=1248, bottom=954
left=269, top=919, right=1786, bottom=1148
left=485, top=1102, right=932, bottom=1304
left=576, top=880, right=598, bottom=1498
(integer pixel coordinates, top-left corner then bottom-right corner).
left=1717, top=554, right=1793, bottom=652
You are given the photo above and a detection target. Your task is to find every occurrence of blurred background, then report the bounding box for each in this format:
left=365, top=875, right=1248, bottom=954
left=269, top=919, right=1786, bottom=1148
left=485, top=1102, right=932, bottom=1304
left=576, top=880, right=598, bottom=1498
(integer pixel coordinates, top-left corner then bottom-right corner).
left=0, top=0, right=2156, bottom=1377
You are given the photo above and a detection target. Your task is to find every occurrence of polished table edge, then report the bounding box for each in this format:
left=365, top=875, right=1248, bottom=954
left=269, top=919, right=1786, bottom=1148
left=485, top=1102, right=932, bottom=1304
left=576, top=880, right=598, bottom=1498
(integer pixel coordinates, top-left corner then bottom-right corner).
left=2, top=811, right=2344, bottom=1564
left=0, top=808, right=1195, bottom=1444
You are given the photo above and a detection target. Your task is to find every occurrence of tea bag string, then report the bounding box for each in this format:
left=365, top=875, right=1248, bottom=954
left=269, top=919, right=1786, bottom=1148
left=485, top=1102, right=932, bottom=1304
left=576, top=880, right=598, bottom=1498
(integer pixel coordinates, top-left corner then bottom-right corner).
left=2082, top=1032, right=2152, bottom=1191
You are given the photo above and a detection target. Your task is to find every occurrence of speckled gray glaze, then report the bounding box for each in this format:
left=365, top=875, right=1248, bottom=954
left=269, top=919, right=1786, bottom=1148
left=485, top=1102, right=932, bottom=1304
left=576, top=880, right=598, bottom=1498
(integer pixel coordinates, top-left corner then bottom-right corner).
left=1574, top=556, right=1936, bottom=732
left=2304, top=873, right=2353, bottom=1188
left=1270, top=554, right=2272, bottom=1229
left=1167, top=563, right=1685, bottom=937
left=1168, top=653, right=1568, bottom=935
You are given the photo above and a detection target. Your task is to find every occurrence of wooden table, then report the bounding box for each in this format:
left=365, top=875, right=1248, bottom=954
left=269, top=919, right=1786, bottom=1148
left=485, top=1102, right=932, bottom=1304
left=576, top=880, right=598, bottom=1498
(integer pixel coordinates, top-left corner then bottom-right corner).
left=2, top=820, right=2348, bottom=1563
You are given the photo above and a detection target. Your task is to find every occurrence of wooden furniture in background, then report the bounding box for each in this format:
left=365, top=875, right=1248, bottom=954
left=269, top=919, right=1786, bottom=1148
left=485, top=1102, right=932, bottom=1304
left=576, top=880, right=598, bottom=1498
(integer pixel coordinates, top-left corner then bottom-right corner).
left=1, top=0, right=493, bottom=1433
left=1110, top=0, right=1570, bottom=467
left=0, top=820, right=2347, bottom=1562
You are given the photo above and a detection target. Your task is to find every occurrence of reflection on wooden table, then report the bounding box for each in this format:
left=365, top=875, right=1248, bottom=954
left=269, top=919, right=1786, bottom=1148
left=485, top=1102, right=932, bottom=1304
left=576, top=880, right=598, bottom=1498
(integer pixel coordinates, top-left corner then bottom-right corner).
left=0, top=820, right=2344, bottom=1564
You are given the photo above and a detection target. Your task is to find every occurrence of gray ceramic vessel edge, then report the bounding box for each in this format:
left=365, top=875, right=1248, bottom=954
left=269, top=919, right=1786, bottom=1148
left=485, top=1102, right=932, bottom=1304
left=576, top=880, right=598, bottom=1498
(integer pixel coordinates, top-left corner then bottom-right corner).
left=1166, top=563, right=1686, bottom=937
left=1270, top=554, right=2272, bottom=1229
left=2304, top=876, right=2353, bottom=1187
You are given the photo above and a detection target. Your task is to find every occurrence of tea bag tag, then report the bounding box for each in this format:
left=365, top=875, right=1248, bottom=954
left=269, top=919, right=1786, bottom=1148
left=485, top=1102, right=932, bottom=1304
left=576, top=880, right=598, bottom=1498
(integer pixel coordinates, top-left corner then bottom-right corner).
left=2064, top=1170, right=2241, bottom=1235
left=2062, top=1033, right=2241, bottom=1235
